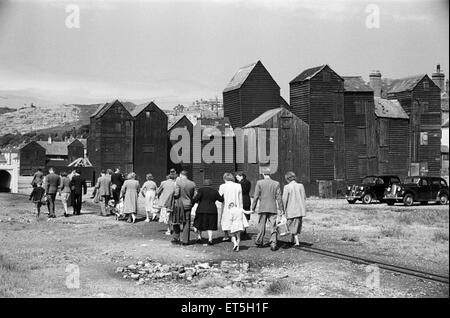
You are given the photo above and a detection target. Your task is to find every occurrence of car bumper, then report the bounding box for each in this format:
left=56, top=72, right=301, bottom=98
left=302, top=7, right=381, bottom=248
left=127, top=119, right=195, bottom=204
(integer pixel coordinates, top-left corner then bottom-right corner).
left=384, top=194, right=403, bottom=201
left=345, top=195, right=363, bottom=200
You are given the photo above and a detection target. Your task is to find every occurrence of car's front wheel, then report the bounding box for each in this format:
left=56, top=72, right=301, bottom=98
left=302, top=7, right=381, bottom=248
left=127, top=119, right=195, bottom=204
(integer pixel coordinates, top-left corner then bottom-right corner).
left=362, top=193, right=373, bottom=204
left=438, top=193, right=449, bottom=205
left=403, top=193, right=414, bottom=206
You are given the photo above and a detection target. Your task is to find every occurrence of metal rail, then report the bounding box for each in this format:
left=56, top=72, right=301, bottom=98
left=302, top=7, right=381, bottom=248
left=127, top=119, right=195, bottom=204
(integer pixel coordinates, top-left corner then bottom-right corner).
left=297, top=245, right=449, bottom=285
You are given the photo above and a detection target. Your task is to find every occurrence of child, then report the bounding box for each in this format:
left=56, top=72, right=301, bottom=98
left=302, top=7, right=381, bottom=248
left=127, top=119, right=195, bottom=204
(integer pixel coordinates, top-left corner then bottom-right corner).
left=228, top=202, right=252, bottom=252
left=29, top=182, right=45, bottom=218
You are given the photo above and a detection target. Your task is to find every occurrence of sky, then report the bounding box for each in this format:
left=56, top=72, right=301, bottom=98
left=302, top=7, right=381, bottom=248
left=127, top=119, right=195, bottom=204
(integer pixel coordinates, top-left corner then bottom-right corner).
left=0, top=0, right=448, bottom=109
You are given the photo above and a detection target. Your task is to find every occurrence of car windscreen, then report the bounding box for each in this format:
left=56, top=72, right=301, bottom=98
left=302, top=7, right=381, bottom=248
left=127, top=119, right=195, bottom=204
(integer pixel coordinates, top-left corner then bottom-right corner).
left=403, top=177, right=421, bottom=184
left=362, top=177, right=379, bottom=184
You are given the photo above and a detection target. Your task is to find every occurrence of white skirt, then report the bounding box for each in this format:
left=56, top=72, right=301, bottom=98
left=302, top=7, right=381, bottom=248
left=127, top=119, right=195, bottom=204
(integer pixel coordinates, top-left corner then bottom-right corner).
left=144, top=190, right=156, bottom=212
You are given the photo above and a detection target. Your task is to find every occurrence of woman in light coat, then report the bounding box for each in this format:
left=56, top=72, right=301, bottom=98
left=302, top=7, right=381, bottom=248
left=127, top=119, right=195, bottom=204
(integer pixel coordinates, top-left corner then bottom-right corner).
left=120, top=172, right=140, bottom=223
left=140, top=173, right=158, bottom=222
left=282, top=171, right=306, bottom=247
left=156, top=172, right=177, bottom=235
left=218, top=172, right=242, bottom=241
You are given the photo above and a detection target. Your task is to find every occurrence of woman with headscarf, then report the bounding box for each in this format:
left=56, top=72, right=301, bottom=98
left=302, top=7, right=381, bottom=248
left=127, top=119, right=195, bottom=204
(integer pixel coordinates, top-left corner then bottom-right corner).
left=120, top=172, right=140, bottom=223
left=140, top=173, right=158, bottom=222
left=192, top=179, right=224, bottom=245
left=282, top=171, right=307, bottom=247
left=218, top=172, right=242, bottom=241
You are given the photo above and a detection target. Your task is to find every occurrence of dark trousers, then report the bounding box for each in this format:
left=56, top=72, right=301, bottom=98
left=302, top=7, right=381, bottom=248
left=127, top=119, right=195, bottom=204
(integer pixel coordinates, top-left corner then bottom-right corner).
left=72, top=192, right=82, bottom=215
left=255, top=213, right=278, bottom=246
left=100, top=195, right=110, bottom=215
left=173, top=209, right=191, bottom=243
left=47, top=193, right=57, bottom=216
left=112, top=188, right=121, bottom=205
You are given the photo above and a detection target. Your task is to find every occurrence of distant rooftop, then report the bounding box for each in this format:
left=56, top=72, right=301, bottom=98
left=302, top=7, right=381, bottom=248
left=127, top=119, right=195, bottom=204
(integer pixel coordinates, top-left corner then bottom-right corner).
left=223, top=61, right=258, bottom=93
left=343, top=76, right=373, bottom=92
left=374, top=97, right=409, bottom=119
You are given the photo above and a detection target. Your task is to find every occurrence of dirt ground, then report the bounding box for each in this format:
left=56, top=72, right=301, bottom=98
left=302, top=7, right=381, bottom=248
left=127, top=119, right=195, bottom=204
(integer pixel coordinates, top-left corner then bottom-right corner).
left=0, top=181, right=448, bottom=298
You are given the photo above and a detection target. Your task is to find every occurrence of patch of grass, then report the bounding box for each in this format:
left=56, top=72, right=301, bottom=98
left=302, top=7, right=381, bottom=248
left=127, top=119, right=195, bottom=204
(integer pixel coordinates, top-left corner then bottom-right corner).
left=380, top=225, right=405, bottom=238
left=397, top=213, right=413, bottom=225
left=197, top=278, right=227, bottom=289
left=432, top=230, right=449, bottom=243
left=264, top=280, right=291, bottom=295
left=0, top=254, right=17, bottom=272
left=340, top=234, right=360, bottom=242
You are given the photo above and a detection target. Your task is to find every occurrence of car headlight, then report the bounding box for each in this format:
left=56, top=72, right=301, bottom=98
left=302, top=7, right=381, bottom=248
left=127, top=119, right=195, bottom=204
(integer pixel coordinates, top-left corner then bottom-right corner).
left=359, top=186, right=364, bottom=191
left=387, top=187, right=391, bottom=191
left=396, top=186, right=402, bottom=192
left=347, top=186, right=351, bottom=190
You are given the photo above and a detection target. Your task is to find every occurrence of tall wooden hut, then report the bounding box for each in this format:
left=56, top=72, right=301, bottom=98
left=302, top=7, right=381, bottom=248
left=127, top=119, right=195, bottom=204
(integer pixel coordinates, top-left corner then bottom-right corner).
left=192, top=118, right=236, bottom=189
left=131, top=102, right=168, bottom=184
left=289, top=65, right=345, bottom=197
left=223, top=60, right=281, bottom=129
left=87, top=100, right=134, bottom=176
left=384, top=74, right=441, bottom=176
left=240, top=107, right=310, bottom=195
left=374, top=98, right=410, bottom=179
left=18, top=141, right=46, bottom=175
left=67, top=139, right=85, bottom=164
left=167, top=115, right=193, bottom=178
left=343, top=76, right=377, bottom=184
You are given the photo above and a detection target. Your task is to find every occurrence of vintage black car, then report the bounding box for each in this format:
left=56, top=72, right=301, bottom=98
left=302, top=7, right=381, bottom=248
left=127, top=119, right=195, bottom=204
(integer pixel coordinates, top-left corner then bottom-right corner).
left=345, top=175, right=401, bottom=204
left=384, top=176, right=449, bottom=206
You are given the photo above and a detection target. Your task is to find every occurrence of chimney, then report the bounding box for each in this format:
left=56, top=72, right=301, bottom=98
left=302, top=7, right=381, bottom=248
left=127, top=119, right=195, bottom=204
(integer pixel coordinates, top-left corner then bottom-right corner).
left=369, top=70, right=382, bottom=98
left=48, top=136, right=52, bottom=144
left=432, top=64, right=445, bottom=91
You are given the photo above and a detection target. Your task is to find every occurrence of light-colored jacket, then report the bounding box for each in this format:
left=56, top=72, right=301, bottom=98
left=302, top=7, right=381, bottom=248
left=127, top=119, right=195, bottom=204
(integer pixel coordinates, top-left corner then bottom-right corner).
left=95, top=174, right=112, bottom=196
left=156, top=179, right=176, bottom=209
left=282, top=181, right=307, bottom=219
left=251, top=177, right=283, bottom=214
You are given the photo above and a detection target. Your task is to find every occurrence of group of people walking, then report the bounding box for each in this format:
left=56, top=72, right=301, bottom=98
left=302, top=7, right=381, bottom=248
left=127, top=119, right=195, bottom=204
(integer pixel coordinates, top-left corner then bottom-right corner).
left=29, top=166, right=307, bottom=252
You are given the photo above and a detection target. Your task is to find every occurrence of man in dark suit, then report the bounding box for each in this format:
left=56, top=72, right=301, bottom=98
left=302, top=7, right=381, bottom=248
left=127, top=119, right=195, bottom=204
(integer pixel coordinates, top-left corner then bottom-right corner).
left=251, top=167, right=284, bottom=251
left=172, top=170, right=196, bottom=245
left=69, top=169, right=87, bottom=215
left=45, top=167, right=60, bottom=218
left=111, top=168, right=124, bottom=206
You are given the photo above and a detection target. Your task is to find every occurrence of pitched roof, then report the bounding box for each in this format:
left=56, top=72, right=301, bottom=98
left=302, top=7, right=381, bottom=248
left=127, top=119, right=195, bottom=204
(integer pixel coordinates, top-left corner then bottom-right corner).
left=36, top=141, right=70, bottom=156
left=280, top=96, right=290, bottom=108
left=385, top=74, right=427, bottom=94
left=90, top=100, right=134, bottom=118
left=223, top=61, right=258, bottom=93
left=244, top=107, right=284, bottom=128
left=168, top=115, right=192, bottom=131
left=77, top=138, right=87, bottom=148
left=374, top=97, right=409, bottom=119
left=130, top=101, right=165, bottom=117
left=343, top=76, right=373, bottom=92
left=290, top=65, right=327, bottom=84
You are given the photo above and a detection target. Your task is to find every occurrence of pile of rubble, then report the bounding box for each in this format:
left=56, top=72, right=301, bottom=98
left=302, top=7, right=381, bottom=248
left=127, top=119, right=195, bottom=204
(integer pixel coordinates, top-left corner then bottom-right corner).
left=117, top=259, right=269, bottom=288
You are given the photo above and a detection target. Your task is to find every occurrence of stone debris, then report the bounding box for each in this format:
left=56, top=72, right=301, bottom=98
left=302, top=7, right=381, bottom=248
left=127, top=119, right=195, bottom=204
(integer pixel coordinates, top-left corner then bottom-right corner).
left=117, top=258, right=268, bottom=288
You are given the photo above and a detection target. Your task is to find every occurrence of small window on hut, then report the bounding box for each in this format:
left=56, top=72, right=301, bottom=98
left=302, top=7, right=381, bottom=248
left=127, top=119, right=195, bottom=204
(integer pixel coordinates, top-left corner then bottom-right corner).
left=423, top=81, right=429, bottom=91
left=142, top=144, right=155, bottom=153
left=420, top=132, right=428, bottom=146
left=421, top=102, right=429, bottom=114
left=355, top=101, right=365, bottom=114
left=146, top=111, right=150, bottom=119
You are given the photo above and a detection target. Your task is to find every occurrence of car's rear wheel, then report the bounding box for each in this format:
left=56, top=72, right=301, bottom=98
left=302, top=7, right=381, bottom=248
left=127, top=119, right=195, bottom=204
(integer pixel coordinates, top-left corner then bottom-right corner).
left=347, top=199, right=356, bottom=204
left=362, top=193, right=372, bottom=205
left=403, top=193, right=414, bottom=206
left=386, top=200, right=395, bottom=206
left=438, top=193, right=449, bottom=205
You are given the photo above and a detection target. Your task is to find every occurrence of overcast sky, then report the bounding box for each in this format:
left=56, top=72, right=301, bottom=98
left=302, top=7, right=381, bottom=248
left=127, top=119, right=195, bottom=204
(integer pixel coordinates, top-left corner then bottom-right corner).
left=0, top=0, right=448, bottom=109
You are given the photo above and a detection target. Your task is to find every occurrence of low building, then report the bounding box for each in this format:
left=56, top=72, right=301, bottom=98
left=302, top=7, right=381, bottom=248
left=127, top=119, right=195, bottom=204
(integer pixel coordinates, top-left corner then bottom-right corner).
left=0, top=151, right=19, bottom=193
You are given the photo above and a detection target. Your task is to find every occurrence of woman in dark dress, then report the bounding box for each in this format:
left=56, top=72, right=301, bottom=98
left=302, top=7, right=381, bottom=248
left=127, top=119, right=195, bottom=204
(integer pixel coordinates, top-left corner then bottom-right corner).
left=236, top=172, right=251, bottom=215
left=193, top=179, right=224, bottom=245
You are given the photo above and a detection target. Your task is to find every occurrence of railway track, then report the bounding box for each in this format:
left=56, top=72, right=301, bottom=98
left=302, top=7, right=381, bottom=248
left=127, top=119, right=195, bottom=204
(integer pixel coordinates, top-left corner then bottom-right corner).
left=297, top=244, right=449, bottom=285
